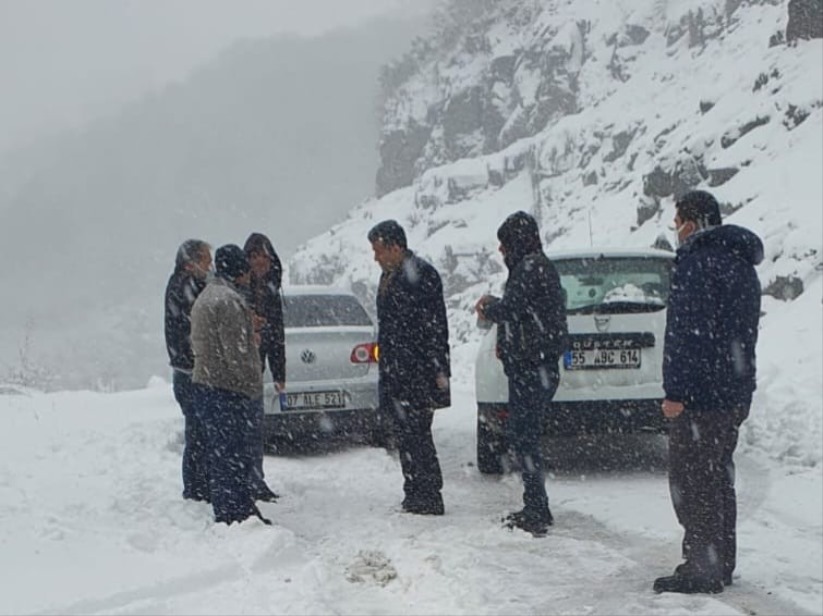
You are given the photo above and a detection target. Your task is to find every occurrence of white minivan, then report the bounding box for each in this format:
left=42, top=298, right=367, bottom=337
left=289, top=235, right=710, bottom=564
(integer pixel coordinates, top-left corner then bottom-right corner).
left=474, top=248, right=674, bottom=473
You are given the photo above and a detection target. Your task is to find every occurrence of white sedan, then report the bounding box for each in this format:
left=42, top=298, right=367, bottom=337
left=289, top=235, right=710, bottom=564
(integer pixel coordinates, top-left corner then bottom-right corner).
left=263, top=285, right=385, bottom=449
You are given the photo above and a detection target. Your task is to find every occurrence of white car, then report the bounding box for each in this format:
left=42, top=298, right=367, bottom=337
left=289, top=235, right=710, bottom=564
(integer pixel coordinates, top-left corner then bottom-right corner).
left=263, top=286, right=384, bottom=448
left=474, top=248, right=675, bottom=473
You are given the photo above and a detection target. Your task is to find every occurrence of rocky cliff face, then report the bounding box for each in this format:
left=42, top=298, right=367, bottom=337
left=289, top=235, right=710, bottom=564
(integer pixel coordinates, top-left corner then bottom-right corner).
left=377, top=0, right=822, bottom=201
left=375, top=0, right=585, bottom=197
left=290, top=0, right=822, bottom=370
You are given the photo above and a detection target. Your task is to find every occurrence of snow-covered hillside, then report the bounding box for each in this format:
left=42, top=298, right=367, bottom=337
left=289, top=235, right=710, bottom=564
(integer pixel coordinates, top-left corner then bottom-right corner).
left=288, top=0, right=823, bottom=466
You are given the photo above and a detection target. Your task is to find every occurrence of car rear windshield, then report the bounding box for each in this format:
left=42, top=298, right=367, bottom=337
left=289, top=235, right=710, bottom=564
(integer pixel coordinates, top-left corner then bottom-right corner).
left=554, top=256, right=673, bottom=314
left=283, top=294, right=373, bottom=328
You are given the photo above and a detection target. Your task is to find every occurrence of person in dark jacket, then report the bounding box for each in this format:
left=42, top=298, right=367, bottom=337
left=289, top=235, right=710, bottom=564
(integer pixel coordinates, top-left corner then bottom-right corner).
left=475, top=211, right=568, bottom=537
left=191, top=245, right=271, bottom=526
left=242, top=233, right=284, bottom=502
left=368, top=220, right=451, bottom=516
left=164, top=239, right=212, bottom=502
left=653, top=190, right=763, bottom=594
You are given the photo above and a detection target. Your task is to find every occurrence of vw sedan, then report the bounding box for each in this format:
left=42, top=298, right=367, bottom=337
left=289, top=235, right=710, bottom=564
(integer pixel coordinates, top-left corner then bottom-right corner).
left=263, top=286, right=383, bottom=448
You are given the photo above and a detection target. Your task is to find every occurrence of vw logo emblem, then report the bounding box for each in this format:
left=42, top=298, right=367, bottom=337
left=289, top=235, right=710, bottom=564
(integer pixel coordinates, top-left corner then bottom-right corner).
left=300, top=349, right=316, bottom=364
left=594, top=315, right=611, bottom=332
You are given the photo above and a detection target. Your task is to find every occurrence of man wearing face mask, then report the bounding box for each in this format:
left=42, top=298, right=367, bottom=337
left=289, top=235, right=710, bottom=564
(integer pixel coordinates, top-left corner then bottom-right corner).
left=164, top=239, right=213, bottom=502
left=654, top=190, right=763, bottom=594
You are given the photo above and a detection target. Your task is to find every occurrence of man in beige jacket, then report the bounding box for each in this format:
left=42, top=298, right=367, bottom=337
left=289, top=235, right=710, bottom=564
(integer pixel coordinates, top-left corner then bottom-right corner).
left=191, top=244, right=270, bottom=525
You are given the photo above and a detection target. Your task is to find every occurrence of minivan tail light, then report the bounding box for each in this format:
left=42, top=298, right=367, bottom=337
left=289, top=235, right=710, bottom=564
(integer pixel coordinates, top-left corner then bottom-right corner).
left=351, top=343, right=379, bottom=364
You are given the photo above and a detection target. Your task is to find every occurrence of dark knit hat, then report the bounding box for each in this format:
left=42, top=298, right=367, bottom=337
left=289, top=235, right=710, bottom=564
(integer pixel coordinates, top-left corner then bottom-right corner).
left=676, top=190, right=722, bottom=228
left=367, top=219, right=407, bottom=249
left=215, top=244, right=250, bottom=280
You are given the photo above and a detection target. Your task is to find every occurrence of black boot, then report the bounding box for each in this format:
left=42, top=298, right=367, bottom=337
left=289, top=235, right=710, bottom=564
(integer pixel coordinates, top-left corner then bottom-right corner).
left=254, top=485, right=280, bottom=502
left=402, top=493, right=444, bottom=515
left=654, top=567, right=723, bottom=594
left=502, top=509, right=552, bottom=537
left=675, top=562, right=733, bottom=587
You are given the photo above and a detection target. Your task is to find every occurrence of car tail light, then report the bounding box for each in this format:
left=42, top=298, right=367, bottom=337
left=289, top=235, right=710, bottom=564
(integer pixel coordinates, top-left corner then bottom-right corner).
left=351, top=342, right=379, bottom=364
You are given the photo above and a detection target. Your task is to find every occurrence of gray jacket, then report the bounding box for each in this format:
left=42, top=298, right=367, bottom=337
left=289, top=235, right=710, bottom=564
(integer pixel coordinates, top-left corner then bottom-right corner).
left=191, top=277, right=263, bottom=399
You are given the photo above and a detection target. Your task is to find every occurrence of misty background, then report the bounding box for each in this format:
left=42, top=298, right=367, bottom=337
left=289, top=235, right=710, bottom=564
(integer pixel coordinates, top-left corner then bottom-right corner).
left=0, top=0, right=435, bottom=390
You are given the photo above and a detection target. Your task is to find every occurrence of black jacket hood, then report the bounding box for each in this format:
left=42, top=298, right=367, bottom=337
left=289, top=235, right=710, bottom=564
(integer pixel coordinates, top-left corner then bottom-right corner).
left=243, top=233, right=283, bottom=289
left=679, top=224, right=764, bottom=266
left=497, top=211, right=543, bottom=269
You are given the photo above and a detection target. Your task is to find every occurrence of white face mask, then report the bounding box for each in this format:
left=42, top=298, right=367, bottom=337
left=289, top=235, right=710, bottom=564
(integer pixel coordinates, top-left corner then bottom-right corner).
left=669, top=220, right=696, bottom=248
left=673, top=223, right=688, bottom=248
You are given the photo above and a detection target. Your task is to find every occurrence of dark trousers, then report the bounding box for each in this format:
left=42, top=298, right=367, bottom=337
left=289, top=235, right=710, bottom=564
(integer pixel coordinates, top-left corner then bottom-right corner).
left=668, top=407, right=747, bottom=580
left=242, top=397, right=270, bottom=495
left=173, top=371, right=209, bottom=501
left=389, top=399, right=443, bottom=506
left=506, top=366, right=559, bottom=522
left=194, top=385, right=257, bottom=525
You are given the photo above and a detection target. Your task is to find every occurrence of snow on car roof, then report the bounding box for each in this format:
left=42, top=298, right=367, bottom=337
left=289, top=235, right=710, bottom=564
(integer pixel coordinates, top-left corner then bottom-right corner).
left=546, top=247, right=674, bottom=260
left=281, top=284, right=357, bottom=297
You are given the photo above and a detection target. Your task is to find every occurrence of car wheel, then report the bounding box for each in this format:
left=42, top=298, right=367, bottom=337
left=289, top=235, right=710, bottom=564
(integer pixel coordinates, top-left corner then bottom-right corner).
left=477, top=416, right=507, bottom=474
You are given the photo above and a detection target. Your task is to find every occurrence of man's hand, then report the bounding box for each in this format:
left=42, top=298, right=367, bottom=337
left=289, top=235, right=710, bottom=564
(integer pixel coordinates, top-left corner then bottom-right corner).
left=435, top=372, right=449, bottom=390
left=474, top=295, right=494, bottom=318
left=274, top=381, right=285, bottom=393
left=661, top=399, right=685, bottom=419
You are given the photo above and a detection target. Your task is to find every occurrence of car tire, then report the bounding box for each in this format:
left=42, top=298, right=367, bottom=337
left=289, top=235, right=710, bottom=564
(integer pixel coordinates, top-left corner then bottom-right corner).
left=477, top=416, right=507, bottom=474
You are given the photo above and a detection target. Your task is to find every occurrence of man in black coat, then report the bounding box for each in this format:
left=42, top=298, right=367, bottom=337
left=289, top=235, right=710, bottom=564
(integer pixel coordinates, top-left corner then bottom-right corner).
left=164, top=239, right=212, bottom=502
left=368, top=220, right=451, bottom=515
left=654, top=190, right=763, bottom=594
left=243, top=232, right=284, bottom=502
left=475, top=211, right=568, bottom=537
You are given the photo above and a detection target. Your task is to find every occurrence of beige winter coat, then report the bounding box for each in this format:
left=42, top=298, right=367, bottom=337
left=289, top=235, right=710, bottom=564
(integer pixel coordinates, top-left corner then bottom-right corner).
left=190, top=277, right=263, bottom=399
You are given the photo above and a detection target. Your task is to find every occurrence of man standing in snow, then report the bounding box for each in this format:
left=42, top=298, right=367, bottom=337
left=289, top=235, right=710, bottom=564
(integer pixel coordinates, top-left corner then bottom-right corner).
left=191, top=245, right=270, bottom=526
left=654, top=190, right=763, bottom=594
left=164, top=239, right=212, bottom=502
left=368, top=220, right=451, bottom=516
left=474, top=211, right=568, bottom=537
left=242, top=232, right=285, bottom=503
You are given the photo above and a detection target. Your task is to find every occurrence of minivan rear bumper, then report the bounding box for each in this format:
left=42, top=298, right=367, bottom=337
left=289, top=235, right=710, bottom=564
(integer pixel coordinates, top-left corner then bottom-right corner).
left=478, top=398, right=667, bottom=438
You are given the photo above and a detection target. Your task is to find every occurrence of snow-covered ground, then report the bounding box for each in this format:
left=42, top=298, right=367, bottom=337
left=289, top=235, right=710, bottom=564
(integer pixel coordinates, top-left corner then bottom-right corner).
left=1, top=369, right=820, bottom=615
left=1, top=1, right=820, bottom=613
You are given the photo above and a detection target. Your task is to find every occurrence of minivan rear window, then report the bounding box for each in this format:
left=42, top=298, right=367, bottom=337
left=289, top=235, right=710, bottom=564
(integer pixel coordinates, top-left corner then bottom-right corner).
left=283, top=294, right=373, bottom=328
left=554, top=256, right=673, bottom=314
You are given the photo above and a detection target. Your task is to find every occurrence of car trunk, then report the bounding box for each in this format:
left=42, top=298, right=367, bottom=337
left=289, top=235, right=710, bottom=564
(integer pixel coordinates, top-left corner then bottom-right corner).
left=285, top=326, right=375, bottom=383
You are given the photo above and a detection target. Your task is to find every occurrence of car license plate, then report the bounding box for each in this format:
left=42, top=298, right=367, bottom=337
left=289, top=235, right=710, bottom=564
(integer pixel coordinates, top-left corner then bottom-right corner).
left=282, top=390, right=346, bottom=411
left=564, top=348, right=641, bottom=370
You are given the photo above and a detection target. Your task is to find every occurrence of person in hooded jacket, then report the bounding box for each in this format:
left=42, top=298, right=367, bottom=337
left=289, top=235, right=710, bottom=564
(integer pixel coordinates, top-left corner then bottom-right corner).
left=164, top=239, right=212, bottom=502
left=242, top=233, right=284, bottom=502
left=475, top=211, right=568, bottom=537
left=190, top=245, right=271, bottom=526
left=653, top=190, right=763, bottom=595
left=368, top=220, right=451, bottom=516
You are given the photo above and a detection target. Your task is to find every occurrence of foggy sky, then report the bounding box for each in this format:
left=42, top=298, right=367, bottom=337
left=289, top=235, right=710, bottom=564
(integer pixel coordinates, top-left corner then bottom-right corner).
left=0, top=0, right=437, bottom=391
left=0, top=0, right=428, bottom=153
